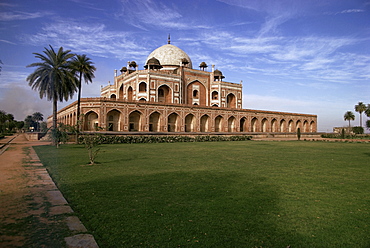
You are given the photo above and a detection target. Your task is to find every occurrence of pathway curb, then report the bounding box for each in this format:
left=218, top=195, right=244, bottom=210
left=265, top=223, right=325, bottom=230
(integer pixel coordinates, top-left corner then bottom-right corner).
left=27, top=146, right=99, bottom=247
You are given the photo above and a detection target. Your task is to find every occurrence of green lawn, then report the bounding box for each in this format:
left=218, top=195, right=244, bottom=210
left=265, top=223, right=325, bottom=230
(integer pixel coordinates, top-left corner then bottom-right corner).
left=34, top=141, right=370, bottom=248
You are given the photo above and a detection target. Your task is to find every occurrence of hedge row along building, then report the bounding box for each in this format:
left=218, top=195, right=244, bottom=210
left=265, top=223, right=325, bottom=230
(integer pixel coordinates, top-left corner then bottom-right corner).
left=52, top=39, right=317, bottom=134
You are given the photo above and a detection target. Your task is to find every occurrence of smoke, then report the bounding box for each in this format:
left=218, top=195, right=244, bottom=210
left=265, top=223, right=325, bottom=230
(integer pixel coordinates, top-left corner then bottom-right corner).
left=0, top=85, right=52, bottom=121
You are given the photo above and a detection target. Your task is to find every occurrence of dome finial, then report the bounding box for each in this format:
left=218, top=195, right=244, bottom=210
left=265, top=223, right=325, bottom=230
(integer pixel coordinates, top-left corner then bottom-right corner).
left=168, top=34, right=171, bottom=44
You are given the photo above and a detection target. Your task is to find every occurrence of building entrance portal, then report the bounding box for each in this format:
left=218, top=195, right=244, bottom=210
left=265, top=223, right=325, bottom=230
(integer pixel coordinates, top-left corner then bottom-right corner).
left=107, top=110, right=121, bottom=131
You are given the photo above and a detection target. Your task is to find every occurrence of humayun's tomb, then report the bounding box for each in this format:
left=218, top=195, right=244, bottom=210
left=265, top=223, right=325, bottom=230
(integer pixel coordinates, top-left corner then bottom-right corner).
left=51, top=38, right=317, bottom=134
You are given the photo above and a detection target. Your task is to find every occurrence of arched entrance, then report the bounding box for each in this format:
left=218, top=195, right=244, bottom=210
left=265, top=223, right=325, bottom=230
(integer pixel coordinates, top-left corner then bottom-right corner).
left=83, top=111, right=98, bottom=131
left=280, top=119, right=286, bottom=133
left=288, top=120, right=294, bottom=132
left=158, top=85, right=171, bottom=103
left=215, top=115, right=223, bottom=132
left=296, top=120, right=302, bottom=131
left=107, top=110, right=121, bottom=131
left=303, top=120, right=309, bottom=132
left=139, top=82, right=147, bottom=92
left=127, top=86, right=133, bottom=101
left=310, top=121, right=315, bottom=132
left=212, top=91, right=218, bottom=100
left=167, top=113, right=178, bottom=132
left=261, top=118, right=268, bottom=132
left=271, top=119, right=277, bottom=132
left=149, top=112, right=160, bottom=132
left=251, top=117, right=258, bottom=132
left=226, top=93, right=236, bottom=108
left=185, top=114, right=195, bottom=132
left=228, top=116, right=236, bottom=132
left=119, top=84, right=124, bottom=100
left=129, top=111, right=141, bottom=131
left=200, top=115, right=209, bottom=132
left=187, top=81, right=206, bottom=106
left=240, top=117, right=247, bottom=132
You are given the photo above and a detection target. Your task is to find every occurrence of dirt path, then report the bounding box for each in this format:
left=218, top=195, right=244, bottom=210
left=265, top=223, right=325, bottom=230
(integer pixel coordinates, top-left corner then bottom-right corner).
left=0, top=134, right=98, bottom=247
left=0, top=134, right=32, bottom=246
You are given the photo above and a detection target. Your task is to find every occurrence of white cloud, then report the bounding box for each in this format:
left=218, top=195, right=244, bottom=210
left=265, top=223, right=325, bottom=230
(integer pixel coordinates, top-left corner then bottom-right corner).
left=195, top=30, right=368, bottom=84
left=23, top=20, right=149, bottom=60
left=0, top=11, right=51, bottom=21
left=338, top=9, right=364, bottom=14
left=0, top=39, right=17, bottom=45
left=117, top=0, right=211, bottom=30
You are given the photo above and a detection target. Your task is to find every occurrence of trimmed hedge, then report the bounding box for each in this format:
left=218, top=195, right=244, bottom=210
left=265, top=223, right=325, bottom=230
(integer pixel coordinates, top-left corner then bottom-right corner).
left=321, top=133, right=370, bottom=140
left=78, top=135, right=252, bottom=144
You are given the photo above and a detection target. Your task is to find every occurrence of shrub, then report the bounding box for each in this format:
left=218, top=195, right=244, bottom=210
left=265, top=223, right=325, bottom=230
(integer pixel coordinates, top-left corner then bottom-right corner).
left=81, top=134, right=102, bottom=165
left=352, top=126, right=364, bottom=134
left=78, top=135, right=252, bottom=144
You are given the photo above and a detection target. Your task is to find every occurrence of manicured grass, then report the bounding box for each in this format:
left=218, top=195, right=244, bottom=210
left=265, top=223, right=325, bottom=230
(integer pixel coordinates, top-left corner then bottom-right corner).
left=34, top=141, right=370, bottom=247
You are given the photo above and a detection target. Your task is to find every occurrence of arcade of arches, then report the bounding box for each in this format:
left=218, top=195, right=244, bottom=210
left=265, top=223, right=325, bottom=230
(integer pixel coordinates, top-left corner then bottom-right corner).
left=56, top=99, right=317, bottom=133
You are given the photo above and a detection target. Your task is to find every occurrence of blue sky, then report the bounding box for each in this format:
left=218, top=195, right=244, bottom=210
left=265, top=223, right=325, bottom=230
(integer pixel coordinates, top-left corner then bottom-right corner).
left=0, top=0, right=369, bottom=132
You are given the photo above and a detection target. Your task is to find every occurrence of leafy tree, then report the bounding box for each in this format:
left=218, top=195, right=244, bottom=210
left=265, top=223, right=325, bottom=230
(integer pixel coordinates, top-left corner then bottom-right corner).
left=39, top=122, right=48, bottom=132
left=70, top=54, right=96, bottom=142
left=81, top=134, right=102, bottom=165
left=27, top=45, right=77, bottom=145
left=0, top=110, right=16, bottom=133
left=24, top=115, right=36, bottom=131
left=16, top=121, right=25, bottom=131
left=6, top=114, right=15, bottom=132
left=32, top=112, right=44, bottom=131
left=0, top=110, right=7, bottom=133
left=354, top=102, right=366, bottom=128
left=344, top=111, right=355, bottom=128
left=50, top=123, right=69, bottom=148
left=352, top=126, right=364, bottom=134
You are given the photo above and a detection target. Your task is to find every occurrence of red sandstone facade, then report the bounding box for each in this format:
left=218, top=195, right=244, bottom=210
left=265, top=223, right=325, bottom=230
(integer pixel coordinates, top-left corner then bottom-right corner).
left=51, top=41, right=317, bottom=133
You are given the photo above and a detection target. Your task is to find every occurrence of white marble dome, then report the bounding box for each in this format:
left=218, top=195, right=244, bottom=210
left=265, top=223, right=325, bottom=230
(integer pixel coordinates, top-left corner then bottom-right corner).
left=146, top=44, right=192, bottom=69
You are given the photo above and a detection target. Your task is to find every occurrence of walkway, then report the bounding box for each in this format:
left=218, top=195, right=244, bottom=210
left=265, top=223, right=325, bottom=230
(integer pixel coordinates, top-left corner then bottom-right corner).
left=0, top=134, right=98, bottom=247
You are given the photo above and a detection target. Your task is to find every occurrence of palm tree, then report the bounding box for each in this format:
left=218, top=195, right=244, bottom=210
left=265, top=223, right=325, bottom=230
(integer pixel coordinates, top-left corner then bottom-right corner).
left=365, top=104, right=370, bottom=118
left=70, top=54, right=96, bottom=135
left=354, top=102, right=366, bottom=128
left=32, top=112, right=44, bottom=132
left=27, top=45, right=77, bottom=145
left=344, top=111, right=355, bottom=128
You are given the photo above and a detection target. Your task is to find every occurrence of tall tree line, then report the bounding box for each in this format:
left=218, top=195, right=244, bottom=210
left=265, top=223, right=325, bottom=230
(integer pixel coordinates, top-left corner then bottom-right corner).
left=344, top=102, right=370, bottom=131
left=27, top=45, right=96, bottom=146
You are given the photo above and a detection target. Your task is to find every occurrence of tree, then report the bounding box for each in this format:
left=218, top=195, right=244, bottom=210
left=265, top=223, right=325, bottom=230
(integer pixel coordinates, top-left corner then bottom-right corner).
left=32, top=112, right=44, bottom=132
left=0, top=110, right=7, bottom=133
left=354, top=102, right=366, bottom=128
left=24, top=115, right=36, bottom=131
left=365, top=104, right=370, bottom=118
left=344, top=111, right=355, bottom=128
left=70, top=54, right=96, bottom=141
left=27, top=45, right=77, bottom=145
